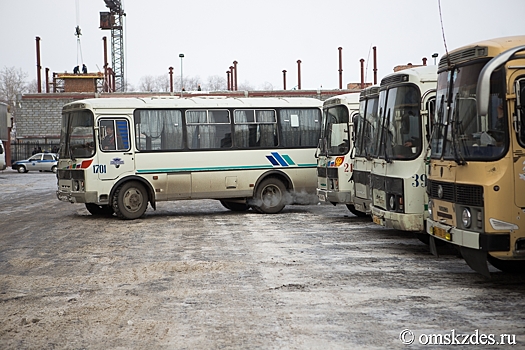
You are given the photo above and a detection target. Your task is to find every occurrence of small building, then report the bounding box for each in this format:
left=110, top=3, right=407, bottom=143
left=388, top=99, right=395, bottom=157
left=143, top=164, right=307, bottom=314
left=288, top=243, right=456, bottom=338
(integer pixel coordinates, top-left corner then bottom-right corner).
left=53, top=72, right=105, bottom=93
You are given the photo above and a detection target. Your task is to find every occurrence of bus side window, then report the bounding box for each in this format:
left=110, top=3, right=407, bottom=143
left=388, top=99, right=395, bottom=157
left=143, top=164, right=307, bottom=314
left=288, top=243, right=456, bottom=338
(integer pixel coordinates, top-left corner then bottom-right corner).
left=279, top=108, right=319, bottom=147
left=100, top=119, right=129, bottom=151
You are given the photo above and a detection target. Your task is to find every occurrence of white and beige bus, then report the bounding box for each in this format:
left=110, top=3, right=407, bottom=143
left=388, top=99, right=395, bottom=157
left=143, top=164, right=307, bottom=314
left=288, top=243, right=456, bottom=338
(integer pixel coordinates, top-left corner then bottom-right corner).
left=352, top=86, right=380, bottom=215
left=427, top=36, right=525, bottom=275
left=56, top=96, right=322, bottom=219
left=369, top=65, right=437, bottom=234
left=316, top=93, right=367, bottom=216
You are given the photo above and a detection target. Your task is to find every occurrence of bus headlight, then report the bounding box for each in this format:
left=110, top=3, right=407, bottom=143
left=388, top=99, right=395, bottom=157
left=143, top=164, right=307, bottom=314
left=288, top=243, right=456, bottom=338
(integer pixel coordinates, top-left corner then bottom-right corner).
left=428, top=199, right=433, bottom=217
left=389, top=195, right=396, bottom=211
left=73, top=180, right=80, bottom=192
left=462, top=208, right=472, bottom=228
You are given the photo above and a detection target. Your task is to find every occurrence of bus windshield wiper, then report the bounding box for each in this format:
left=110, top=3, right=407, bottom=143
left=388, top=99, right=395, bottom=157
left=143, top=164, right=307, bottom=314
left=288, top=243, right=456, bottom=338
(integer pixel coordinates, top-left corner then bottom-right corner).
left=449, top=94, right=466, bottom=165
left=383, top=110, right=393, bottom=163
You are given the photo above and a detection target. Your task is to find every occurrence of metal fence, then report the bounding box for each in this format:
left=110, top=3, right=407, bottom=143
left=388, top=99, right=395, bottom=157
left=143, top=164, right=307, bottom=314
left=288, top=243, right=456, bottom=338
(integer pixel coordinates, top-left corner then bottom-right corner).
left=10, top=141, right=60, bottom=163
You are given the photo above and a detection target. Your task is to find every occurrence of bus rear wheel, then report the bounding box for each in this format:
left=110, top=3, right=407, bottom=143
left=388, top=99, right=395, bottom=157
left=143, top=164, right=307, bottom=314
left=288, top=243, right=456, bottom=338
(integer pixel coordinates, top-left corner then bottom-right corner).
left=112, top=181, right=148, bottom=220
left=253, top=177, right=286, bottom=214
left=85, top=203, right=114, bottom=217
left=219, top=200, right=250, bottom=212
left=346, top=204, right=369, bottom=218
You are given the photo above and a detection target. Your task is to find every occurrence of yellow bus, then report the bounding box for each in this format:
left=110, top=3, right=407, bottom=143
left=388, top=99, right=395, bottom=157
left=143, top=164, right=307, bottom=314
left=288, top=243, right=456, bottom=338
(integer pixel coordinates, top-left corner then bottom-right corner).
left=426, top=36, right=525, bottom=276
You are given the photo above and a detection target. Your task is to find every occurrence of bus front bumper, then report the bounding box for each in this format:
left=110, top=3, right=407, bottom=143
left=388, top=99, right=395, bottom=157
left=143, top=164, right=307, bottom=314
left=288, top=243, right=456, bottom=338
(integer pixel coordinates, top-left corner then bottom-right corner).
left=56, top=190, right=98, bottom=204
left=353, top=197, right=371, bottom=214
left=371, top=206, right=425, bottom=232
left=426, top=218, right=510, bottom=252
left=317, top=189, right=352, bottom=204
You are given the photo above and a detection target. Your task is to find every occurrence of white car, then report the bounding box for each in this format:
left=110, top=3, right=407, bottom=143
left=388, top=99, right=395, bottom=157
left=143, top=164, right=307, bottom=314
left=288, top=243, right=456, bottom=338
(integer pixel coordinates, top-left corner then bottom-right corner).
left=12, top=153, right=58, bottom=173
left=0, top=142, right=5, bottom=170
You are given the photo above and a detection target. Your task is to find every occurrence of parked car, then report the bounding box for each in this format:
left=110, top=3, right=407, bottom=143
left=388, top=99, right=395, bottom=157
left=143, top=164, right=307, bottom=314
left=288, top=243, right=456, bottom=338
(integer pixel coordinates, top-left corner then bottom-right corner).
left=0, top=142, right=6, bottom=171
left=12, top=153, right=58, bottom=173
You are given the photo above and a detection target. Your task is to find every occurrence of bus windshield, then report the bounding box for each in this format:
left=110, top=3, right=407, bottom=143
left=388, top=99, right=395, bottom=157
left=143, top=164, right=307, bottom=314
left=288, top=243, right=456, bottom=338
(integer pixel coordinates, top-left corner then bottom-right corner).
left=373, top=85, right=422, bottom=160
left=60, top=110, right=95, bottom=159
left=431, top=61, right=507, bottom=161
left=355, top=95, right=379, bottom=158
left=322, top=105, right=350, bottom=156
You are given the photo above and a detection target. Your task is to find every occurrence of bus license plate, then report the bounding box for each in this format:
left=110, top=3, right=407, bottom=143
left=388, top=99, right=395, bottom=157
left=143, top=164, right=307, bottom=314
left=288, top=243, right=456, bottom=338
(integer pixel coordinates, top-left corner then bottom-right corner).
left=372, top=215, right=383, bottom=225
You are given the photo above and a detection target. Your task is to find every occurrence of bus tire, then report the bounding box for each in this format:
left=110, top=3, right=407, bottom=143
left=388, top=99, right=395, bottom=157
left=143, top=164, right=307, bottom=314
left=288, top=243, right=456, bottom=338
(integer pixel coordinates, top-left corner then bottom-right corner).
left=85, top=203, right=114, bottom=216
left=487, top=255, right=525, bottom=273
left=112, top=181, right=148, bottom=220
left=253, top=177, right=286, bottom=214
left=346, top=204, right=369, bottom=218
left=219, top=200, right=249, bottom=212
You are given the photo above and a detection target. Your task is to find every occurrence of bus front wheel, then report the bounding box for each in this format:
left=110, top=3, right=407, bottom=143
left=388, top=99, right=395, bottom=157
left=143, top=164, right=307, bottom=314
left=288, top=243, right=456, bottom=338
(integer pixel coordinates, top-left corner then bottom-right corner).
left=219, top=200, right=250, bottom=212
left=85, top=203, right=114, bottom=217
left=253, top=177, right=287, bottom=214
left=112, top=181, right=148, bottom=220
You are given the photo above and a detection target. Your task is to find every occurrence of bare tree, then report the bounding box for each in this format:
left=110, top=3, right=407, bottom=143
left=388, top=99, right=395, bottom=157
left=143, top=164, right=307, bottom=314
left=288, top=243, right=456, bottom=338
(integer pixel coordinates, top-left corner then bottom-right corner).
left=258, top=82, right=274, bottom=91
left=138, top=75, right=157, bottom=92
left=182, top=76, right=202, bottom=92
left=205, top=75, right=227, bottom=91
left=26, top=79, right=39, bottom=94
left=155, top=75, right=170, bottom=92
left=238, top=80, right=255, bottom=91
left=0, top=66, right=29, bottom=108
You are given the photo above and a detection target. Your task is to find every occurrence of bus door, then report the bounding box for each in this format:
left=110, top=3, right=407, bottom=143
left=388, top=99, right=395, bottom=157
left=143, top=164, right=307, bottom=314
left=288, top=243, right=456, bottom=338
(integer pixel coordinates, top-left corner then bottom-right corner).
left=516, top=79, right=525, bottom=208
left=96, top=118, right=135, bottom=180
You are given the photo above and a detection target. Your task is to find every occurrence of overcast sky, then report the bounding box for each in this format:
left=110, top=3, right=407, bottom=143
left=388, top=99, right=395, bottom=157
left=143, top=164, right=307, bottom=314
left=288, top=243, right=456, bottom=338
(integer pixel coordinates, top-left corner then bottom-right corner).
left=1, top=0, right=524, bottom=91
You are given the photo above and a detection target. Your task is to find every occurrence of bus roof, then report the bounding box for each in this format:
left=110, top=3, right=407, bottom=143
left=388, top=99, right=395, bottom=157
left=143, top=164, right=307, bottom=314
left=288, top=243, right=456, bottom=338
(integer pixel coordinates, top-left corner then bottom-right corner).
left=322, top=92, right=360, bottom=108
left=63, top=96, right=323, bottom=111
left=359, top=85, right=380, bottom=101
left=439, top=35, right=525, bottom=69
left=380, top=65, right=437, bottom=87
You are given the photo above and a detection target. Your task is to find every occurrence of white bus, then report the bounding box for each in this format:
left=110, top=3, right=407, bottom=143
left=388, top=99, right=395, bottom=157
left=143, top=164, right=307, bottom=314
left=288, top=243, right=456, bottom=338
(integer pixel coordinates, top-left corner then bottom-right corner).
left=352, top=86, right=380, bottom=215
left=56, top=96, right=323, bottom=219
left=316, top=93, right=366, bottom=216
left=369, top=65, right=437, bottom=233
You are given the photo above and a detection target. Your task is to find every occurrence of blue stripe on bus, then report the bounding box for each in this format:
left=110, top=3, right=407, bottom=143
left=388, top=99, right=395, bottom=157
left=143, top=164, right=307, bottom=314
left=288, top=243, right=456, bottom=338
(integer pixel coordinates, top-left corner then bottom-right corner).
left=271, top=152, right=288, bottom=166
left=266, top=155, right=280, bottom=166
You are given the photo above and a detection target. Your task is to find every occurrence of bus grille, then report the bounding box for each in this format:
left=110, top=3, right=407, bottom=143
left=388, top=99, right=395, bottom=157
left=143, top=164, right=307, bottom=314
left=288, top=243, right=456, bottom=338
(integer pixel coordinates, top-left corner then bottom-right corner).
left=317, top=167, right=338, bottom=179
left=371, top=174, right=385, bottom=190
left=57, top=169, right=85, bottom=180
left=429, top=180, right=483, bottom=207
left=353, top=170, right=369, bottom=185
left=456, top=184, right=483, bottom=207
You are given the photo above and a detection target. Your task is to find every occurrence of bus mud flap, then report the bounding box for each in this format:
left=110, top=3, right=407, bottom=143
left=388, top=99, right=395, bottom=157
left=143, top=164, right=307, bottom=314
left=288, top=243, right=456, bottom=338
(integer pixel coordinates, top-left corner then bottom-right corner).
left=429, top=235, right=438, bottom=257
left=460, top=247, right=490, bottom=278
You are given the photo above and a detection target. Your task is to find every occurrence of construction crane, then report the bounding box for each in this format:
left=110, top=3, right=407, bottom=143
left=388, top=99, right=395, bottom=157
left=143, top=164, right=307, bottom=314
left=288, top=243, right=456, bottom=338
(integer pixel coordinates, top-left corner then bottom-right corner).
left=100, top=0, right=125, bottom=92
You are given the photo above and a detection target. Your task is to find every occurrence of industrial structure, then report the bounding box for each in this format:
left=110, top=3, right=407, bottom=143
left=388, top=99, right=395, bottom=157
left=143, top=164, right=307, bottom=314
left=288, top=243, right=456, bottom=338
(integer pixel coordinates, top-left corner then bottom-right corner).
left=100, top=0, right=125, bottom=92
